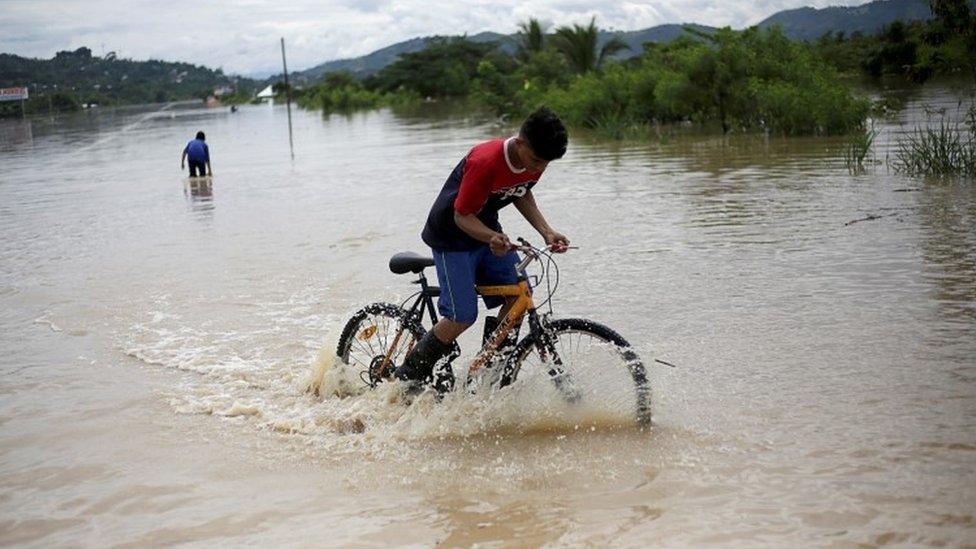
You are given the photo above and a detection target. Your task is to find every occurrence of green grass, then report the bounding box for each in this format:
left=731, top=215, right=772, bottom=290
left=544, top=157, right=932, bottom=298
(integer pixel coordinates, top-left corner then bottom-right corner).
left=894, top=111, right=976, bottom=176
left=843, top=122, right=879, bottom=172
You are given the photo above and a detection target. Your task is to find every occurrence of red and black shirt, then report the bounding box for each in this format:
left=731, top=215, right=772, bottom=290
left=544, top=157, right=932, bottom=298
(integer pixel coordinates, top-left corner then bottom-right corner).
left=422, top=138, right=542, bottom=251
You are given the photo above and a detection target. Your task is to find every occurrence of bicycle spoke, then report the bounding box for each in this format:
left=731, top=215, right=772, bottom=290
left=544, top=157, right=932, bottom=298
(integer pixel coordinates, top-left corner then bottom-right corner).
left=348, top=354, right=370, bottom=370
left=392, top=334, right=413, bottom=363
left=374, top=315, right=388, bottom=356
left=378, top=315, right=390, bottom=353
left=353, top=336, right=375, bottom=360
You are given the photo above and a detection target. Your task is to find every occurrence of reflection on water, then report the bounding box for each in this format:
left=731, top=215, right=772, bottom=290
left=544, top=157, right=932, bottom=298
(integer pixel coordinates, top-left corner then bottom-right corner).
left=0, top=118, right=34, bottom=152
left=183, top=176, right=214, bottom=214
left=915, top=178, right=976, bottom=357
left=1, top=81, right=975, bottom=546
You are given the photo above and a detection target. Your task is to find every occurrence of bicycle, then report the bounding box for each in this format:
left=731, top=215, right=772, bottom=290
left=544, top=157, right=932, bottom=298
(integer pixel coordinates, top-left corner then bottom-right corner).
left=336, top=238, right=652, bottom=427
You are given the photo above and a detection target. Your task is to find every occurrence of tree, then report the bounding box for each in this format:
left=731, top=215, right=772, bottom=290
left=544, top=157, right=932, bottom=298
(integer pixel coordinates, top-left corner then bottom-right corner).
left=928, top=0, right=976, bottom=81
left=680, top=27, right=752, bottom=133
left=322, top=71, right=358, bottom=89
left=551, top=17, right=629, bottom=74
left=367, top=37, right=503, bottom=98
left=929, top=0, right=972, bottom=33
left=516, top=18, right=547, bottom=61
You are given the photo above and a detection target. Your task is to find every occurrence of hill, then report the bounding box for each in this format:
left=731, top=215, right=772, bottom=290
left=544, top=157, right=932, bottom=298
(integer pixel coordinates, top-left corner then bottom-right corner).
left=0, top=47, right=257, bottom=106
left=756, top=0, right=935, bottom=40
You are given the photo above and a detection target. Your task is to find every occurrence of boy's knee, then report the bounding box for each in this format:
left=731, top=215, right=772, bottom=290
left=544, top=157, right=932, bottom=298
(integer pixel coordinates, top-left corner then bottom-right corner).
left=434, top=318, right=474, bottom=342
left=442, top=296, right=479, bottom=326
left=450, top=312, right=478, bottom=326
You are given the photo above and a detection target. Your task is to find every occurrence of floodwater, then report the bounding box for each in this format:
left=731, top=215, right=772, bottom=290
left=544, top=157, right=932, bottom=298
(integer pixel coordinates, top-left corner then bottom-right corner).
left=1, top=81, right=974, bottom=547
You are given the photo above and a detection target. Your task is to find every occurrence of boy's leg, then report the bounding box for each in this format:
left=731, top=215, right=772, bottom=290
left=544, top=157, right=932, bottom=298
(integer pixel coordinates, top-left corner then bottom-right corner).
left=431, top=248, right=481, bottom=328
left=476, top=247, right=519, bottom=310
left=394, top=249, right=479, bottom=385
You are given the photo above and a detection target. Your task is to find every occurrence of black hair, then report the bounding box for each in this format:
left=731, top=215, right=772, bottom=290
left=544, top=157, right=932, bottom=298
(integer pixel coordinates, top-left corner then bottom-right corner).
left=196, top=131, right=206, bottom=140
left=519, top=106, right=567, bottom=161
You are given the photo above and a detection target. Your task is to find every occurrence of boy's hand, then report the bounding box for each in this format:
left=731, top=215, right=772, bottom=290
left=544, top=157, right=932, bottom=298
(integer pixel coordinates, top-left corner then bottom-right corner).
left=489, top=233, right=512, bottom=256
left=544, top=231, right=570, bottom=253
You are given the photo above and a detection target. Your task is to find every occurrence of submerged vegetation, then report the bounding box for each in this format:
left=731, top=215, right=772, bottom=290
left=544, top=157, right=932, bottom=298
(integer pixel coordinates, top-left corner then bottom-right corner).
left=294, top=1, right=975, bottom=142
left=296, top=23, right=871, bottom=137
left=844, top=123, right=880, bottom=172
left=894, top=105, right=976, bottom=176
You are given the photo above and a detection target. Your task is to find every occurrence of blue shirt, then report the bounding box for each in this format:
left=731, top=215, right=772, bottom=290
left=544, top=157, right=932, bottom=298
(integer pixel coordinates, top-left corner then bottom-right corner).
left=183, top=139, right=209, bottom=162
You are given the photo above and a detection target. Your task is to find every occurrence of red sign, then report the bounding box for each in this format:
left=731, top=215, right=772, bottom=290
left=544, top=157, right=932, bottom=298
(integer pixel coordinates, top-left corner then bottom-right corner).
left=0, top=87, right=29, bottom=101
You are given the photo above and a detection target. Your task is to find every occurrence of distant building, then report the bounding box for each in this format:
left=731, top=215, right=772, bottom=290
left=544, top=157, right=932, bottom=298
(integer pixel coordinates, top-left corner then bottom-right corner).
left=256, top=84, right=275, bottom=103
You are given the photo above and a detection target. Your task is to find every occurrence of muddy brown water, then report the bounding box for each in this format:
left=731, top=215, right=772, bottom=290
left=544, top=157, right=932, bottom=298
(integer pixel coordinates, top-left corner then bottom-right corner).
left=1, top=82, right=974, bottom=546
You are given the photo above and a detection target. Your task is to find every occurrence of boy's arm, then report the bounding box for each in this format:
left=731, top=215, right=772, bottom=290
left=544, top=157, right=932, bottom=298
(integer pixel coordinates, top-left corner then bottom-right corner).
left=180, top=150, right=187, bottom=170
left=454, top=212, right=511, bottom=256
left=514, top=190, right=569, bottom=251
left=454, top=154, right=511, bottom=253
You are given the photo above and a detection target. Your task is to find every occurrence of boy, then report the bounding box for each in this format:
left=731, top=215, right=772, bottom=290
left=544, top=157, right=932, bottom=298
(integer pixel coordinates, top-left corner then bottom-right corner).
left=181, top=131, right=212, bottom=177
left=395, top=106, right=570, bottom=388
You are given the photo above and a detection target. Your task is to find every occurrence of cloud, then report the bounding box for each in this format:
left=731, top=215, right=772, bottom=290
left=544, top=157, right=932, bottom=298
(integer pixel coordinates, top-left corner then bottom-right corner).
left=0, top=0, right=869, bottom=76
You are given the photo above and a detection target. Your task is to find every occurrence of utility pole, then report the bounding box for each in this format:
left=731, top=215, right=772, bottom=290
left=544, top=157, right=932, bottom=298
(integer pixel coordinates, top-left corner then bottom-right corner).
left=280, top=37, right=294, bottom=160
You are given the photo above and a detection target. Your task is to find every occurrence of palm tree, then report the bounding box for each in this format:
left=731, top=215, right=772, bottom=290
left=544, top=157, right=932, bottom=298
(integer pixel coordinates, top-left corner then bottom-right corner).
left=516, top=18, right=547, bottom=61
left=551, top=17, right=629, bottom=74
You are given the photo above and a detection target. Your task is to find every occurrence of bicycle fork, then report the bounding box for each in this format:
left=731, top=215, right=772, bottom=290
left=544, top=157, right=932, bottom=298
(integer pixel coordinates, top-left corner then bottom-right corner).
left=527, top=313, right=582, bottom=404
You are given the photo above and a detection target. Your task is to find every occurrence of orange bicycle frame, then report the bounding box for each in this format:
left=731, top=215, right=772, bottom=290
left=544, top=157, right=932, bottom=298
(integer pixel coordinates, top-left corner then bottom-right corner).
left=468, top=280, right=534, bottom=373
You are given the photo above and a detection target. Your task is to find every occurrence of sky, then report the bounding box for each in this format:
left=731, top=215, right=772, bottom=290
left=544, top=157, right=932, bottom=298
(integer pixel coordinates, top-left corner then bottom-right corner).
left=1, top=0, right=869, bottom=77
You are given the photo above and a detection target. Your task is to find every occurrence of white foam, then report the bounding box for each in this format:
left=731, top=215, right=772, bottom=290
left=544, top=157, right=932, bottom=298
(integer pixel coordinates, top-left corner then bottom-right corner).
left=121, top=289, right=648, bottom=459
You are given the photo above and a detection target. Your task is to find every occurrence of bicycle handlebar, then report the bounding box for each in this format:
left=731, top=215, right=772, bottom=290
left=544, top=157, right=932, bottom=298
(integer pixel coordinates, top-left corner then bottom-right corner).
left=509, top=237, right=578, bottom=279
left=509, top=237, right=577, bottom=254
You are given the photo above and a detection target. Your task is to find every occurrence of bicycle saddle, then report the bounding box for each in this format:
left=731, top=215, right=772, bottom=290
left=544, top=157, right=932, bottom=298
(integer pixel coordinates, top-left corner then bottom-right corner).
left=389, top=252, right=435, bottom=274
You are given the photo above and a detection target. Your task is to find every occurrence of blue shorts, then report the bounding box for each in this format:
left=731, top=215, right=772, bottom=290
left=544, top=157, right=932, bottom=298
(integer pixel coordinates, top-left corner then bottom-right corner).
left=431, top=247, right=519, bottom=324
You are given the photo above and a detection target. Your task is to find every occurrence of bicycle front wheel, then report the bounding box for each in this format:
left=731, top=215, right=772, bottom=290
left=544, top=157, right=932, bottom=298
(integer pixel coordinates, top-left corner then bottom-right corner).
left=502, top=318, right=652, bottom=427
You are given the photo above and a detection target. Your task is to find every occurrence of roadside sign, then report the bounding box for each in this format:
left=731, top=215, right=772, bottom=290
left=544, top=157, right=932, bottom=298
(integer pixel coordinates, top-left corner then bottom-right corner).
left=0, top=87, right=29, bottom=102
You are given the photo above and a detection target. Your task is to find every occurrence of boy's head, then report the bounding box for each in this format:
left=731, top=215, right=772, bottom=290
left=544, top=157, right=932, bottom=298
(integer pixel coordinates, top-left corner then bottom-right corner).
left=517, top=107, right=567, bottom=167
left=195, top=131, right=206, bottom=140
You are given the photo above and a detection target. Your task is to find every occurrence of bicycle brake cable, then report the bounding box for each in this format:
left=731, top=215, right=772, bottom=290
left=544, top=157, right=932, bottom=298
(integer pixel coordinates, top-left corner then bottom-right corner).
left=398, top=290, right=421, bottom=310
left=546, top=250, right=560, bottom=314
left=531, top=245, right=560, bottom=314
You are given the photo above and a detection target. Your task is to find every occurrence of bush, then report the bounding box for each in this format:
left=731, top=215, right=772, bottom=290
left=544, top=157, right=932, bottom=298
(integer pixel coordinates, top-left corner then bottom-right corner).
left=297, top=26, right=871, bottom=138
left=470, top=59, right=519, bottom=115
left=296, top=71, right=385, bottom=113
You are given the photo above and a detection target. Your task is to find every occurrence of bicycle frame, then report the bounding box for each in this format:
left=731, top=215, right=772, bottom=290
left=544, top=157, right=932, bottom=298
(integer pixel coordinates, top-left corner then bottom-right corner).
left=376, top=249, right=544, bottom=380
left=373, top=270, right=440, bottom=378
left=469, top=280, right=535, bottom=373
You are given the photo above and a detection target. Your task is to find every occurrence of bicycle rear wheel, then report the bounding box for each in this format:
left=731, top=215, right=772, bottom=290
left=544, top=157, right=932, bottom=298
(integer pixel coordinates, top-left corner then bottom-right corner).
left=501, top=318, right=652, bottom=427
left=336, top=302, right=424, bottom=386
